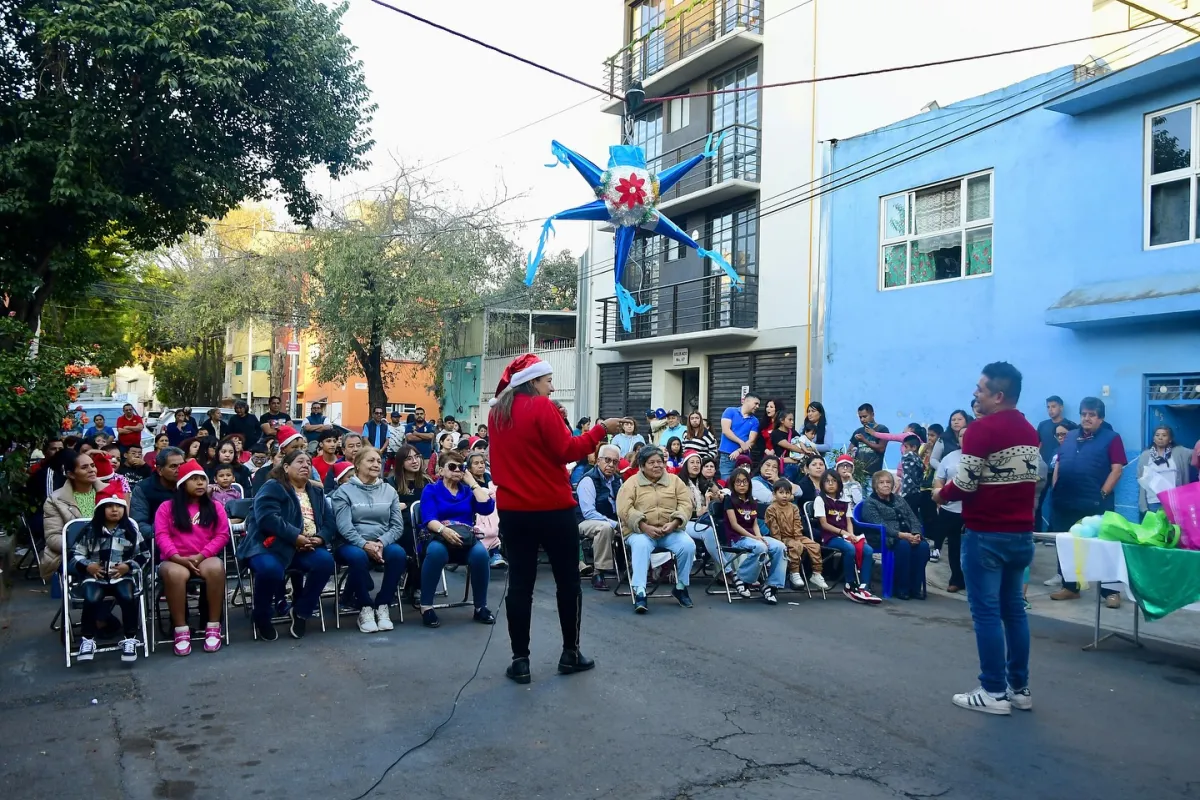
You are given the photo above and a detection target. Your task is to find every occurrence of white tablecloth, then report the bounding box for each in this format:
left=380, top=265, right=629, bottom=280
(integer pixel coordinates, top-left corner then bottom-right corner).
left=1055, top=533, right=1200, bottom=611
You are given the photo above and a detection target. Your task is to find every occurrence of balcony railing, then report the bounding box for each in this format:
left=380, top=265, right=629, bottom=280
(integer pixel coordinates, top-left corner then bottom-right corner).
left=603, top=0, right=764, bottom=97
left=595, top=272, right=758, bottom=345
left=648, top=123, right=759, bottom=205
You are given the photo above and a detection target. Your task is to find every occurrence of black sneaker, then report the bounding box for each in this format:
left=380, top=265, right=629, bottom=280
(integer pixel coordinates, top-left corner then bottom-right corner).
left=422, top=609, right=440, bottom=628
left=558, top=649, right=596, bottom=674
left=634, top=592, right=648, bottom=614
left=672, top=587, right=693, bottom=608
left=289, top=610, right=307, bottom=639
left=843, top=585, right=867, bottom=604
left=730, top=575, right=752, bottom=599
left=255, top=618, right=278, bottom=641
left=591, top=573, right=610, bottom=591
left=506, top=657, right=531, bottom=684
left=760, top=585, right=778, bottom=605
left=473, top=606, right=496, bottom=625
left=857, top=585, right=883, bottom=606
left=119, top=637, right=138, bottom=663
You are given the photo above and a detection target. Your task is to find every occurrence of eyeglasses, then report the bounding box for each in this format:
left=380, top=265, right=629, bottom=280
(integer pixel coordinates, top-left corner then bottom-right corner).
left=597, top=457, right=617, bottom=464
left=446, top=463, right=463, bottom=472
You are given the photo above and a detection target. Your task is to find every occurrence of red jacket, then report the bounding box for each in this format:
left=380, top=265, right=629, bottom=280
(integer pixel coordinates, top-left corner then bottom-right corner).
left=489, top=394, right=606, bottom=512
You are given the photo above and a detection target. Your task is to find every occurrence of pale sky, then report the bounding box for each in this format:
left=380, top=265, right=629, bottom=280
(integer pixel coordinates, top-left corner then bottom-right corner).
left=303, top=0, right=1101, bottom=256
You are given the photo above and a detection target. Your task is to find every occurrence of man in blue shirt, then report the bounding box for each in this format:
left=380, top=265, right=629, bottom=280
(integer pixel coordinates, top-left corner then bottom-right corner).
left=404, top=406, right=436, bottom=463
left=362, top=406, right=390, bottom=450
left=718, top=393, right=760, bottom=479
left=302, top=401, right=332, bottom=447
left=657, top=410, right=687, bottom=446
left=576, top=443, right=622, bottom=591
left=83, top=414, right=116, bottom=441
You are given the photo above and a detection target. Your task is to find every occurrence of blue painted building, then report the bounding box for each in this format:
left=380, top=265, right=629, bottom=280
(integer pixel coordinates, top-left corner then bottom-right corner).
left=821, top=45, right=1200, bottom=520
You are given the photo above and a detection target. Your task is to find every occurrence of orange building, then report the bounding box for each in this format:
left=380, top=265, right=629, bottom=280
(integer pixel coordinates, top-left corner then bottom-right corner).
left=275, top=327, right=439, bottom=431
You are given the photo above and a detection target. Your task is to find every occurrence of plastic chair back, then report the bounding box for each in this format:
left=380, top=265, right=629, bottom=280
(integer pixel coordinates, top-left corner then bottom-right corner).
left=853, top=501, right=892, bottom=597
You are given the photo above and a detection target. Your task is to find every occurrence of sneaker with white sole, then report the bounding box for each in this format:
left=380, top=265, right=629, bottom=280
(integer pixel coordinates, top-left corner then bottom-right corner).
left=857, top=585, right=883, bottom=605
left=1043, top=575, right=1062, bottom=587
left=119, top=637, right=139, bottom=663
left=952, top=686, right=1012, bottom=715
left=929, top=548, right=941, bottom=563
left=760, top=585, right=778, bottom=605
left=788, top=572, right=805, bottom=589
left=1007, top=686, right=1032, bottom=711
left=203, top=624, right=222, bottom=653
left=844, top=584, right=866, bottom=603
left=78, top=637, right=97, bottom=661
left=375, top=605, right=394, bottom=631
left=173, top=627, right=191, bottom=656
left=809, top=573, right=830, bottom=591
left=357, top=606, right=379, bottom=633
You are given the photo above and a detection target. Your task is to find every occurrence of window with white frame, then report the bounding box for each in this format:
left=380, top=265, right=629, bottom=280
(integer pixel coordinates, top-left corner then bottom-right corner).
left=879, top=171, right=993, bottom=289
left=1146, top=101, right=1200, bottom=247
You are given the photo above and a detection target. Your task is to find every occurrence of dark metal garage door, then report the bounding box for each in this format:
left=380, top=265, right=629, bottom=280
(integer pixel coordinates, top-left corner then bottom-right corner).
left=598, top=361, right=653, bottom=435
left=707, top=349, right=798, bottom=417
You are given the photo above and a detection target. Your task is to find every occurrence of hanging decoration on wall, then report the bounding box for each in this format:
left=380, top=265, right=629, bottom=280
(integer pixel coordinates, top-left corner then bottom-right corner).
left=524, top=134, right=744, bottom=332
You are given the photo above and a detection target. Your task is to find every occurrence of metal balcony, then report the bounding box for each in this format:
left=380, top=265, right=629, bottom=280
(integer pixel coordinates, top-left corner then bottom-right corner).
left=601, top=0, right=764, bottom=114
left=654, top=123, right=759, bottom=214
left=595, top=272, right=759, bottom=348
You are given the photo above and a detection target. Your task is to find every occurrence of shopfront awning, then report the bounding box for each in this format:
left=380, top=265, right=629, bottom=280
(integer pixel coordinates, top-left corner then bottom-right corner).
left=1046, top=272, right=1200, bottom=328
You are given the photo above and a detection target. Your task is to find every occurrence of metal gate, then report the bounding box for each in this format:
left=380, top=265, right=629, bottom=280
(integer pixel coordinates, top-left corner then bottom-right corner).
left=598, top=361, right=653, bottom=435
left=707, top=349, right=797, bottom=417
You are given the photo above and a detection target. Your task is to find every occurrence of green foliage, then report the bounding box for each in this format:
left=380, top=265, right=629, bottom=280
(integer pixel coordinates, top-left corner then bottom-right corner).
left=0, top=0, right=375, bottom=326
left=152, top=347, right=203, bottom=406
left=0, top=318, right=92, bottom=531
left=492, top=249, right=579, bottom=310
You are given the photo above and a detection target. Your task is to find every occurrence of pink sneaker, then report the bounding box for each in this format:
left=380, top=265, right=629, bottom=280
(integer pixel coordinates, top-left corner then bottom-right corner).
left=203, top=624, right=222, bottom=653
left=173, top=627, right=191, bottom=656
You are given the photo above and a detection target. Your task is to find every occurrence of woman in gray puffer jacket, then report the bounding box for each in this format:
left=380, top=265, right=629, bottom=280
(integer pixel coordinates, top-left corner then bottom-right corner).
left=330, top=447, right=407, bottom=633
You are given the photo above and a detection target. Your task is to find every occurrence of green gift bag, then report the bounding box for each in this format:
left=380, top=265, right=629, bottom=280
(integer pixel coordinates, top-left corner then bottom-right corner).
left=1098, top=510, right=1179, bottom=548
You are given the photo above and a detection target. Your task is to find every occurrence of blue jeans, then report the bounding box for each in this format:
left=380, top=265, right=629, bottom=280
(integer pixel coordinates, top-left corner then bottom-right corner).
left=890, top=538, right=930, bottom=598
left=825, top=537, right=874, bottom=587
left=685, top=519, right=721, bottom=565
left=626, top=531, right=696, bottom=594
left=730, top=536, right=788, bottom=588
left=420, top=539, right=489, bottom=609
left=962, top=530, right=1034, bottom=694
left=249, top=549, right=334, bottom=625
left=336, top=543, right=407, bottom=608
left=718, top=452, right=738, bottom=480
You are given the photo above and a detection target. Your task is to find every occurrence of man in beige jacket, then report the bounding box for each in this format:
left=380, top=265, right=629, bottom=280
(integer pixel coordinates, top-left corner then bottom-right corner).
left=615, top=445, right=696, bottom=613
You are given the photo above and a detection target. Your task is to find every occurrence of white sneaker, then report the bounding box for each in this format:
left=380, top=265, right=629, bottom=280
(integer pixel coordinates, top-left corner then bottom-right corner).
left=357, top=606, right=379, bottom=633
left=952, top=686, right=1011, bottom=715
left=374, top=605, right=393, bottom=632
left=120, top=638, right=139, bottom=663
left=1043, top=575, right=1062, bottom=586
left=1007, top=686, right=1032, bottom=711
left=929, top=548, right=941, bottom=563
left=809, top=573, right=830, bottom=591
left=78, top=637, right=97, bottom=661
left=788, top=572, right=805, bottom=589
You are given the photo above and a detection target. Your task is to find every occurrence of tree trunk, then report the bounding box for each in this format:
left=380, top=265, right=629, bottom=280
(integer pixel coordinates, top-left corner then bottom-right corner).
left=349, top=337, right=387, bottom=417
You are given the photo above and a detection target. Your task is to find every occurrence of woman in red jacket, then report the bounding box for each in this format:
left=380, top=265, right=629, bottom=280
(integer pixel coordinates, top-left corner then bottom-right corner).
left=488, top=354, right=626, bottom=684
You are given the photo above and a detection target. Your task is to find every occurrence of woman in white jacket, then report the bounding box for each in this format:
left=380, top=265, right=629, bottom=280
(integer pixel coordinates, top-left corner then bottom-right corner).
left=1136, top=425, right=1192, bottom=516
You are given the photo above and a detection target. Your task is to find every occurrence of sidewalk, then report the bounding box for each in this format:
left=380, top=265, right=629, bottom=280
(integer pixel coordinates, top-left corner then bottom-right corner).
left=924, top=538, right=1200, bottom=650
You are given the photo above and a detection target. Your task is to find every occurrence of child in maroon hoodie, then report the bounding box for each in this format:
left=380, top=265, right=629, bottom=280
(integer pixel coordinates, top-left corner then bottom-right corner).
left=813, top=471, right=880, bottom=605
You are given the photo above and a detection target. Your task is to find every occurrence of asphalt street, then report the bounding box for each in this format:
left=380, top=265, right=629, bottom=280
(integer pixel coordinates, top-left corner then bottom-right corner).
left=2, top=565, right=1199, bottom=800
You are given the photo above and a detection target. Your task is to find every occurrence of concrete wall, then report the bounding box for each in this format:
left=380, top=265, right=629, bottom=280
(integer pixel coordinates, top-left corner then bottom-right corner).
left=823, top=66, right=1200, bottom=519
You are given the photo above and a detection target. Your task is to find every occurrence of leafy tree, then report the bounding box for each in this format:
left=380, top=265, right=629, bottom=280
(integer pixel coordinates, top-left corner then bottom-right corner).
left=0, top=0, right=374, bottom=328
left=152, top=348, right=205, bottom=406
left=286, top=175, right=516, bottom=413
left=492, top=248, right=579, bottom=310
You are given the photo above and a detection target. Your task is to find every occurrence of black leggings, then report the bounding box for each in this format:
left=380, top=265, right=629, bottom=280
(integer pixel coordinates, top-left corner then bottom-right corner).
left=500, top=508, right=581, bottom=660
left=81, top=578, right=139, bottom=638
left=937, top=509, right=965, bottom=588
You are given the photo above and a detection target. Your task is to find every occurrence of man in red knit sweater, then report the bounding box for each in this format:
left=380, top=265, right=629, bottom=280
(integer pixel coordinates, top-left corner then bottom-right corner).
left=934, top=361, right=1039, bottom=716
left=488, top=354, right=628, bottom=684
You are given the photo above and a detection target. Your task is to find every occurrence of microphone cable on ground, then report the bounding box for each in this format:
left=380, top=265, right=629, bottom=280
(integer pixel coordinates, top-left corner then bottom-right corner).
left=346, top=567, right=510, bottom=800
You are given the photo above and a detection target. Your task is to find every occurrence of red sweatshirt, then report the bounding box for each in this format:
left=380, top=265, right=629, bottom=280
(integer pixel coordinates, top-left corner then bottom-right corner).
left=938, top=408, right=1039, bottom=533
left=489, top=394, right=607, bottom=512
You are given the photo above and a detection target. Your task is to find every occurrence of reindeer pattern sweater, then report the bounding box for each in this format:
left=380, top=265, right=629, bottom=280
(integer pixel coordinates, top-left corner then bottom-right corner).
left=938, top=408, right=1039, bottom=533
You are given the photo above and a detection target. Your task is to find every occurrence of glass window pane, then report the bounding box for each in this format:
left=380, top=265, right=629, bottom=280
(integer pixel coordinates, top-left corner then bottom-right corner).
left=967, top=175, right=991, bottom=221
left=883, top=244, right=906, bottom=287
left=883, top=196, right=907, bottom=239
left=910, top=232, right=961, bottom=283
left=1149, top=179, right=1191, bottom=246
left=1150, top=108, right=1192, bottom=175
left=966, top=226, right=993, bottom=276
left=913, top=182, right=961, bottom=235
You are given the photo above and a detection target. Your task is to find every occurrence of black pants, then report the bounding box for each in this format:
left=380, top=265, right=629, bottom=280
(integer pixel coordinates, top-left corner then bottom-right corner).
left=81, top=578, right=139, bottom=638
left=500, top=508, right=581, bottom=660
left=937, top=508, right=965, bottom=588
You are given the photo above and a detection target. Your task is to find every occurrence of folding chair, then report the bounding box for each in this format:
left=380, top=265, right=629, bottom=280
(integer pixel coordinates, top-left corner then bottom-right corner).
left=148, top=536, right=233, bottom=653
left=234, top=506, right=328, bottom=640
left=408, top=501, right=472, bottom=611
left=225, top=499, right=254, bottom=610
left=16, top=514, right=46, bottom=584
left=333, top=543, right=406, bottom=628
left=611, top=531, right=679, bottom=603
left=702, top=501, right=768, bottom=603
left=60, top=519, right=151, bottom=668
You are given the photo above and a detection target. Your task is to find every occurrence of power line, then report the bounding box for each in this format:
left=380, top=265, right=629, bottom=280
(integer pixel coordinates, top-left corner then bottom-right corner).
left=363, top=0, right=621, bottom=100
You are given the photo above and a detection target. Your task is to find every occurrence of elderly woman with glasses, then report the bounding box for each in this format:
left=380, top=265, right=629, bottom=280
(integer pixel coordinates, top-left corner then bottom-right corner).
left=615, top=445, right=696, bottom=614
left=417, top=450, right=496, bottom=628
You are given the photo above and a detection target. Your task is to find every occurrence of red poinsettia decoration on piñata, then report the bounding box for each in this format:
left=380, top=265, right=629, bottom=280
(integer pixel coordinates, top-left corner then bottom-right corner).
left=615, top=173, right=647, bottom=209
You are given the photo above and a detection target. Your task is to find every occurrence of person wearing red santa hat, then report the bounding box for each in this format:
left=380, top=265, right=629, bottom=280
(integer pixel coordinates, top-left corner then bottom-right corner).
left=488, top=353, right=631, bottom=684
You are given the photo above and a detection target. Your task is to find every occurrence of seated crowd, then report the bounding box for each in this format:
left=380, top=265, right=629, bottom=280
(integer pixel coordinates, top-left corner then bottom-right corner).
left=23, top=386, right=1181, bottom=662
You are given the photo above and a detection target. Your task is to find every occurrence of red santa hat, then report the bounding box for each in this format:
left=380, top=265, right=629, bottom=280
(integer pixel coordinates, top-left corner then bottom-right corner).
left=95, top=481, right=128, bottom=509
left=835, top=454, right=855, bottom=468
left=91, top=451, right=115, bottom=481
left=488, top=353, right=553, bottom=406
left=176, top=458, right=207, bottom=487
left=332, top=461, right=356, bottom=482
left=276, top=425, right=305, bottom=450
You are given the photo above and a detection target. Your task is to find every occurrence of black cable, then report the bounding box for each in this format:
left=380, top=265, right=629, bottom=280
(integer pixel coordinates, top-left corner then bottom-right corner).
left=347, top=568, right=510, bottom=800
